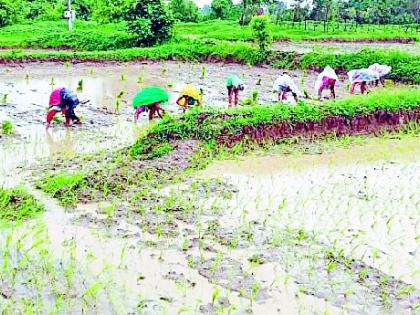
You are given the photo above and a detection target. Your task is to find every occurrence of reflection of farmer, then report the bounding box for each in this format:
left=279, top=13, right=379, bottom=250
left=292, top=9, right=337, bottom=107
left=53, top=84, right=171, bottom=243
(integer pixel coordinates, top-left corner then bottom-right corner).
left=176, top=84, right=202, bottom=113
left=46, top=88, right=81, bottom=129
left=348, top=69, right=380, bottom=94
left=315, top=66, right=338, bottom=99
left=226, top=75, right=245, bottom=107
left=133, top=86, right=168, bottom=121
left=273, top=73, right=302, bottom=103
left=45, top=129, right=75, bottom=157
left=368, top=63, right=392, bottom=86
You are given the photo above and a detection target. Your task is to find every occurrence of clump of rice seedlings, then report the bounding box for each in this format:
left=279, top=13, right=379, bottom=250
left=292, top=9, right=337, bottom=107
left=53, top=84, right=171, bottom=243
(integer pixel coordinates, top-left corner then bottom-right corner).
left=167, top=83, right=173, bottom=88
left=77, top=79, right=83, bottom=93
left=89, top=69, right=95, bottom=76
left=161, top=67, right=168, bottom=74
left=50, top=77, right=55, bottom=88
left=63, top=62, right=72, bottom=68
left=24, top=74, right=30, bottom=81
left=120, top=73, right=126, bottom=82
left=137, top=75, right=144, bottom=85
left=2, top=120, right=13, bottom=135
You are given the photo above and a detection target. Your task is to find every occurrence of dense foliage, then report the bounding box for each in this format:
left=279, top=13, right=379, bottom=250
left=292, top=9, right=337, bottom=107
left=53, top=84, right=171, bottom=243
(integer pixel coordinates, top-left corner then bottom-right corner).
left=126, top=0, right=174, bottom=46
left=170, top=0, right=199, bottom=22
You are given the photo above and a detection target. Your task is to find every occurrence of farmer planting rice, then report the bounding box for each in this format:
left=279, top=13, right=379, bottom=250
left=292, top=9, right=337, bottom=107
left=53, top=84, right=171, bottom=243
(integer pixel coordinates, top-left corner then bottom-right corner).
left=348, top=69, right=380, bottom=94
left=226, top=75, right=245, bottom=107
left=273, top=73, right=302, bottom=103
left=46, top=87, right=81, bottom=129
left=368, top=63, right=392, bottom=86
left=133, top=86, right=168, bottom=121
left=176, top=84, right=202, bottom=112
left=314, top=66, right=338, bottom=100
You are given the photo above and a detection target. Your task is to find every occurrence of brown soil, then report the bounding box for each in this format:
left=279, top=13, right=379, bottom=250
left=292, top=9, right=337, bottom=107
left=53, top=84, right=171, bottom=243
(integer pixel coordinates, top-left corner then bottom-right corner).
left=216, top=108, right=420, bottom=147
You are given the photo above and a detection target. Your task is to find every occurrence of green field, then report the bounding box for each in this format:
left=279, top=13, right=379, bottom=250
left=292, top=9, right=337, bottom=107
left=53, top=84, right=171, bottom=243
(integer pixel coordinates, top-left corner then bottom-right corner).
left=0, top=20, right=418, bottom=52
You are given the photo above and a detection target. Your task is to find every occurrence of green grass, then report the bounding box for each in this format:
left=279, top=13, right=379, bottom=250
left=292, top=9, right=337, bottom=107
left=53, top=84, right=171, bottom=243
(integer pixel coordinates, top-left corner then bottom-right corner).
left=0, top=187, right=44, bottom=221
left=36, top=172, right=86, bottom=207
left=0, top=20, right=134, bottom=51
left=0, top=20, right=418, bottom=52
left=175, top=20, right=420, bottom=42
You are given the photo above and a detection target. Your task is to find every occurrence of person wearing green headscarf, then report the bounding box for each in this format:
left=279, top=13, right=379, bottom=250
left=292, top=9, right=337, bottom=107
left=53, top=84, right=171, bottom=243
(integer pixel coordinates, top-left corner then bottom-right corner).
left=133, top=86, right=168, bottom=121
left=226, top=75, right=245, bottom=107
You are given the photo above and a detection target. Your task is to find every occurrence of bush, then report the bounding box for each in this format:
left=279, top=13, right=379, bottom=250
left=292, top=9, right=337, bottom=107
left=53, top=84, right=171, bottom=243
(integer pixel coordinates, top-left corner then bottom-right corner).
left=250, top=15, right=272, bottom=63
left=170, top=0, right=199, bottom=22
left=0, top=0, right=24, bottom=27
left=126, top=0, right=174, bottom=46
left=211, top=0, right=233, bottom=19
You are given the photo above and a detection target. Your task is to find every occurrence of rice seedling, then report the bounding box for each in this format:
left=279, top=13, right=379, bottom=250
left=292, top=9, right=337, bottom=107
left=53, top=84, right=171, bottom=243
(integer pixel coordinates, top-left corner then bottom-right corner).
left=77, top=79, right=83, bottom=92
left=2, top=93, right=8, bottom=104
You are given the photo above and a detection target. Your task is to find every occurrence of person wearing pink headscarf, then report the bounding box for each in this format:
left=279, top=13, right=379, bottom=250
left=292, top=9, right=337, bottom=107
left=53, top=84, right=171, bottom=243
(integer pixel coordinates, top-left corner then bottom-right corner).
left=46, top=88, right=81, bottom=129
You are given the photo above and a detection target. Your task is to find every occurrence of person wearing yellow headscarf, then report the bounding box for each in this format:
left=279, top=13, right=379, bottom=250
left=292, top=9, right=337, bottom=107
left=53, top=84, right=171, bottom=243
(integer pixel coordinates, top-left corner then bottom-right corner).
left=176, top=84, right=202, bottom=112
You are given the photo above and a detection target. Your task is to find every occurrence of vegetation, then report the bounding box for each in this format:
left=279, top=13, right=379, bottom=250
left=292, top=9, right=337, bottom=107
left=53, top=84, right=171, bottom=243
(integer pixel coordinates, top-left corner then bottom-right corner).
left=250, top=15, right=272, bottom=62
left=175, top=20, right=420, bottom=42
left=1, top=120, right=13, bottom=134
left=0, top=187, right=44, bottom=221
left=126, top=0, right=174, bottom=47
left=170, top=0, right=199, bottom=22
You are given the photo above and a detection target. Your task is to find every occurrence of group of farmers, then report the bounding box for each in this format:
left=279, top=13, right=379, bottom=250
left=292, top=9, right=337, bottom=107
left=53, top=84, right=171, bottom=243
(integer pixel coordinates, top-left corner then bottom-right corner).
left=45, top=63, right=391, bottom=129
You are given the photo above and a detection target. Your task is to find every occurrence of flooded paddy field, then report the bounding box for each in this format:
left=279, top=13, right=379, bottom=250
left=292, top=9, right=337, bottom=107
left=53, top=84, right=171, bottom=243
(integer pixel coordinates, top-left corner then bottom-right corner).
left=0, top=61, right=419, bottom=314
left=272, top=41, right=420, bottom=55
left=0, top=61, right=357, bottom=179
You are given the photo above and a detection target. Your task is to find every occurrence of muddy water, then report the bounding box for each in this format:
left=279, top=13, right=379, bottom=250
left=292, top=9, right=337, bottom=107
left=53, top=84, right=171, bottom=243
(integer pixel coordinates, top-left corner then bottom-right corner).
left=272, top=41, right=420, bottom=55
left=203, top=136, right=420, bottom=289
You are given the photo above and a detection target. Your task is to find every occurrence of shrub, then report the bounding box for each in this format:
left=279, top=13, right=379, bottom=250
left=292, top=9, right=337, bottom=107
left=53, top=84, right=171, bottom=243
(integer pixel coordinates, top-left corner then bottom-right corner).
left=250, top=15, right=272, bottom=63
left=170, top=0, right=199, bottom=22
left=126, top=0, right=174, bottom=46
left=0, top=0, right=24, bottom=27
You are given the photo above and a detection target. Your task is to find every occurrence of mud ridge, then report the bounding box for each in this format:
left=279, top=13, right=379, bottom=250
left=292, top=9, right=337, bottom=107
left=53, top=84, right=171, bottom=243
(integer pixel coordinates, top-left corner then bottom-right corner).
left=216, top=108, right=420, bottom=147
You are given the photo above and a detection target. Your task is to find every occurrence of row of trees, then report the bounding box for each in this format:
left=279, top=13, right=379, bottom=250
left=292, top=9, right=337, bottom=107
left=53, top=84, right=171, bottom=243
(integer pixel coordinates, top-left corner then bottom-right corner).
left=1, top=0, right=419, bottom=27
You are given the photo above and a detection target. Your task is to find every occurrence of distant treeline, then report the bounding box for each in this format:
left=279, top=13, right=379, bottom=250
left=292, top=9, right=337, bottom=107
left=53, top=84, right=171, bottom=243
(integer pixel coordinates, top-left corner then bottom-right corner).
left=0, top=0, right=419, bottom=27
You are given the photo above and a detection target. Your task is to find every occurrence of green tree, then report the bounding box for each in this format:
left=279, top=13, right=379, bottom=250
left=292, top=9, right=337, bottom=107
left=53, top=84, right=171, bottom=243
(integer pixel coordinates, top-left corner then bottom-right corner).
left=239, top=0, right=274, bottom=24
left=211, top=0, right=233, bottom=19
left=126, top=0, right=174, bottom=46
left=170, top=0, right=199, bottom=22
left=0, top=0, right=25, bottom=26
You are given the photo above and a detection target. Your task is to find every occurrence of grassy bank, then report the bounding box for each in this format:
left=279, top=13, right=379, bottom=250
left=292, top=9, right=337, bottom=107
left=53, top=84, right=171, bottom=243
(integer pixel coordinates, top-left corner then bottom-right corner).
left=130, top=87, right=420, bottom=156
left=1, top=41, right=418, bottom=83
left=0, top=187, right=44, bottom=222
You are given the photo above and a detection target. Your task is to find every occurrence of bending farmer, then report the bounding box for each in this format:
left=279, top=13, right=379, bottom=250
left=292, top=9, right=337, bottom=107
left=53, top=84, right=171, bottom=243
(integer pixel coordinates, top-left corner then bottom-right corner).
left=315, top=66, right=338, bottom=100
left=133, top=86, right=168, bottom=121
left=273, top=73, right=302, bottom=103
left=226, top=75, right=245, bottom=107
left=46, top=88, right=81, bottom=129
left=348, top=69, right=380, bottom=95
left=176, top=84, right=202, bottom=113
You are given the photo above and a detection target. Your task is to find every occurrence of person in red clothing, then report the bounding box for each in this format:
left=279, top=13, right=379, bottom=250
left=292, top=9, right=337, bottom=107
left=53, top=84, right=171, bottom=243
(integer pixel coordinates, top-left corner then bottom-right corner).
left=46, top=88, right=81, bottom=129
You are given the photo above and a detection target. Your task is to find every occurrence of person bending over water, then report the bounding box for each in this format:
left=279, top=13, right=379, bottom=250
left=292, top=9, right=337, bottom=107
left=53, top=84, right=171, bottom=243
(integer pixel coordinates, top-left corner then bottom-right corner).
left=46, top=88, right=81, bottom=129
